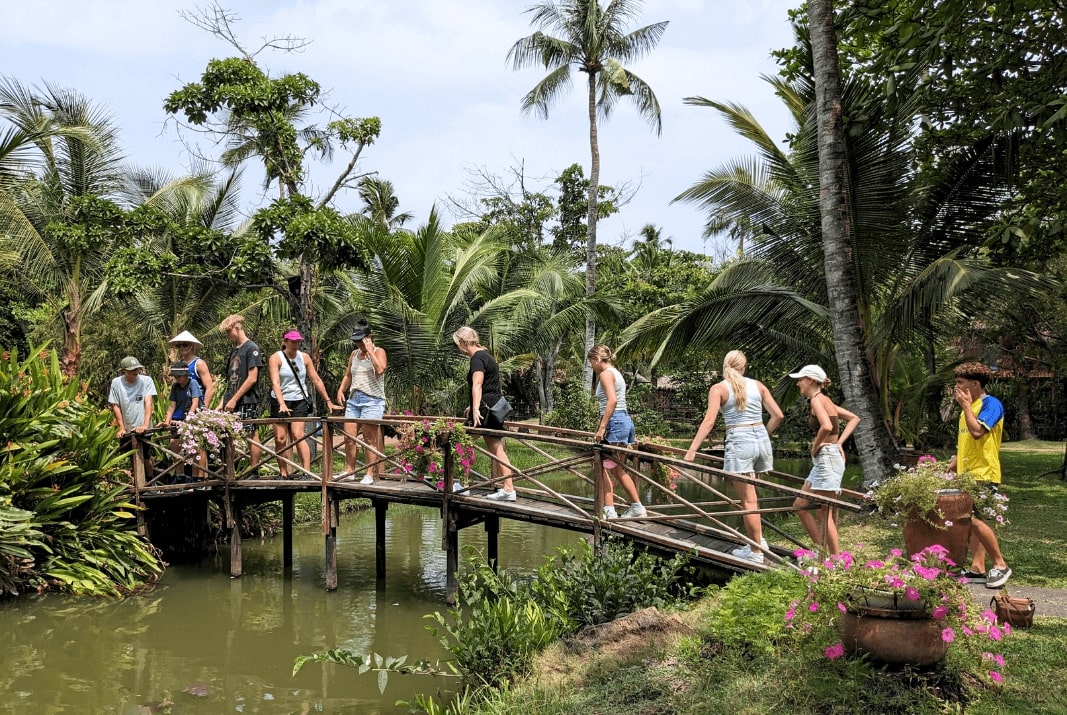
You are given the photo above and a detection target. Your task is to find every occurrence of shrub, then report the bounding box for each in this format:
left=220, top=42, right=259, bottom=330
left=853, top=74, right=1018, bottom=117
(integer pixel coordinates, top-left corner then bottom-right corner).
left=428, top=558, right=572, bottom=687
left=528, top=537, right=695, bottom=628
left=544, top=381, right=598, bottom=432
left=701, top=568, right=807, bottom=656
left=0, top=346, right=163, bottom=596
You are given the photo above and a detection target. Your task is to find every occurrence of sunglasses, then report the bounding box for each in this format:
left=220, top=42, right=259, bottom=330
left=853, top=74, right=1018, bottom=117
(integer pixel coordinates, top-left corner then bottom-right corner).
left=176, top=342, right=190, bottom=348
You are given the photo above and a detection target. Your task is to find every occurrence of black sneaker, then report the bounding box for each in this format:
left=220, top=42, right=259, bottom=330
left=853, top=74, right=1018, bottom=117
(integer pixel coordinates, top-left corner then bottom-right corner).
left=960, top=569, right=987, bottom=583
left=985, top=567, right=1012, bottom=589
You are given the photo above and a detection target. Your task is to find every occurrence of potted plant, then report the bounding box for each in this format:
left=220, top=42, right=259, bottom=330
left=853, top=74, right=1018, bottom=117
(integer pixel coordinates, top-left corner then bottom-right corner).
left=788, top=545, right=1009, bottom=678
left=174, top=408, right=244, bottom=464
left=867, top=455, right=1009, bottom=566
left=394, top=417, right=476, bottom=489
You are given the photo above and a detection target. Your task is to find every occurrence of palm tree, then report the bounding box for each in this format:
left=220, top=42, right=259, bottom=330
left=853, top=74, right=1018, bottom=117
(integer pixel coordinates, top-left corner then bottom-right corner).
left=631, top=71, right=1048, bottom=484
left=508, top=0, right=667, bottom=385
left=358, top=176, right=413, bottom=229
left=337, top=209, right=543, bottom=413
left=0, top=79, right=127, bottom=376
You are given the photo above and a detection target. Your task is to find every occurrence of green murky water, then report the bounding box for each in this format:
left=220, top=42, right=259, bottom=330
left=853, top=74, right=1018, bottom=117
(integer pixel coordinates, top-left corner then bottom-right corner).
left=0, top=505, right=581, bottom=714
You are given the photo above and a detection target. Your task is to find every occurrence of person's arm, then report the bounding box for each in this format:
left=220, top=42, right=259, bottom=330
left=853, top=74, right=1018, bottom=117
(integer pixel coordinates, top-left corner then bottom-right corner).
left=225, top=366, right=259, bottom=410
left=163, top=399, right=177, bottom=426
left=758, top=381, right=785, bottom=435
left=195, top=359, right=214, bottom=409
left=810, top=394, right=836, bottom=457
left=302, top=352, right=341, bottom=412
left=594, top=371, right=618, bottom=443
left=835, top=404, right=861, bottom=459
left=110, top=402, right=127, bottom=437
left=470, top=370, right=485, bottom=427
left=267, top=353, right=288, bottom=414
left=362, top=338, right=387, bottom=375
left=685, top=385, right=724, bottom=461
left=136, top=392, right=153, bottom=433
left=954, top=387, right=987, bottom=440
left=337, top=351, right=354, bottom=403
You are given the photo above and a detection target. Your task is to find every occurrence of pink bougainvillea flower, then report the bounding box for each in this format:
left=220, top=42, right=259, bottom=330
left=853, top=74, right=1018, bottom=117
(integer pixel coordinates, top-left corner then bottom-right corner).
left=808, top=602, right=819, bottom=613
left=941, top=627, right=955, bottom=643
left=837, top=602, right=847, bottom=614
left=785, top=608, right=796, bottom=622
left=824, top=642, right=845, bottom=660
left=890, top=548, right=903, bottom=557
left=989, top=671, right=1003, bottom=684
left=931, top=605, right=948, bottom=620
left=904, top=586, right=921, bottom=601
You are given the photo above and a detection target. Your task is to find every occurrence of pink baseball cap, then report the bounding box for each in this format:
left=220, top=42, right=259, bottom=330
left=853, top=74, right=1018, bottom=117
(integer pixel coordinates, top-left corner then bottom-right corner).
left=282, top=330, right=303, bottom=341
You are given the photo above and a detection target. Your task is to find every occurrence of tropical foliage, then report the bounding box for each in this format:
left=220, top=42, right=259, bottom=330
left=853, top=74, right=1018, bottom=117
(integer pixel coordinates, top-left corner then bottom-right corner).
left=0, top=347, right=163, bottom=596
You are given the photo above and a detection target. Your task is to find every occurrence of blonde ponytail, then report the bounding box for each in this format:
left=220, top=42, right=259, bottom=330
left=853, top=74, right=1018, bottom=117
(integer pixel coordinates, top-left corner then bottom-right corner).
left=722, top=350, right=748, bottom=411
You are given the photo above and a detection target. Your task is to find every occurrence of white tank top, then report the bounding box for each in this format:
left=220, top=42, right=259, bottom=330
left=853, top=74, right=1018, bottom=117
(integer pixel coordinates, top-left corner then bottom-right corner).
left=349, top=351, right=385, bottom=399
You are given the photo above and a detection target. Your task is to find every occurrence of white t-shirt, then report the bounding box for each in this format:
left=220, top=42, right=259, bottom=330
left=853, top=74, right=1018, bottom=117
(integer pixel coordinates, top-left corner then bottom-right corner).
left=108, top=374, right=158, bottom=430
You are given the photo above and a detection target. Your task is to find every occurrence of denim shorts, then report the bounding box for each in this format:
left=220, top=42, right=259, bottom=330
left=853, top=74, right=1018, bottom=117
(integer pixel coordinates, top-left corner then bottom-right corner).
left=603, top=411, right=635, bottom=446
left=345, top=390, right=385, bottom=420
left=723, top=425, right=773, bottom=474
left=805, top=444, right=844, bottom=492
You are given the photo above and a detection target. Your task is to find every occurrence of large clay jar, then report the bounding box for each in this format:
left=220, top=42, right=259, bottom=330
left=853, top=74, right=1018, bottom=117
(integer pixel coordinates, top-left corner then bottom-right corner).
left=903, top=489, right=973, bottom=567
left=839, top=608, right=948, bottom=666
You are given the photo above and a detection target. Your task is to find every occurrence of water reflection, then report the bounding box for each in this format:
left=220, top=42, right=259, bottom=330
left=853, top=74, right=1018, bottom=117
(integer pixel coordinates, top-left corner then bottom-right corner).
left=0, top=504, right=583, bottom=714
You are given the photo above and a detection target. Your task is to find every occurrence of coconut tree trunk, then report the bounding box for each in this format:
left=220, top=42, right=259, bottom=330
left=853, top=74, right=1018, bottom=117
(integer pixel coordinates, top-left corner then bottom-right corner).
left=808, top=0, right=897, bottom=486
left=583, top=70, right=599, bottom=390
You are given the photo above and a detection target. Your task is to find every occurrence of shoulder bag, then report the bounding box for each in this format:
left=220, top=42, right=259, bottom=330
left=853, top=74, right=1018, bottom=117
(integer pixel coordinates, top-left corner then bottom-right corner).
left=991, top=591, right=1036, bottom=628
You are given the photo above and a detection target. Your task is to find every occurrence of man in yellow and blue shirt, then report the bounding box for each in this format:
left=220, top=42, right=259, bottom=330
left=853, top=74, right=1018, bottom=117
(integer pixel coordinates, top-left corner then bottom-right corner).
left=946, top=362, right=1011, bottom=588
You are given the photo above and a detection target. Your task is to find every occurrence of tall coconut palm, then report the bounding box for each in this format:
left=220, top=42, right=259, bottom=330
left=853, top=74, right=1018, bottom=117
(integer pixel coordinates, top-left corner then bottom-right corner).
left=627, top=70, right=1049, bottom=484
left=0, top=79, right=127, bottom=376
left=358, top=176, right=413, bottom=230
left=508, top=0, right=667, bottom=386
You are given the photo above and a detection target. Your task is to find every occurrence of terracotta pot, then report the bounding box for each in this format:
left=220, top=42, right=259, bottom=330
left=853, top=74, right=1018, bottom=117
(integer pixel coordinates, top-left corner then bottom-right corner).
left=903, top=490, right=973, bottom=568
left=839, top=610, right=948, bottom=665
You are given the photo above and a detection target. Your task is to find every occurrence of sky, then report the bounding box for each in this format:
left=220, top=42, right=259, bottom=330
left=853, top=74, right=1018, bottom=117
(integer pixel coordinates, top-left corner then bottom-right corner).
left=0, top=0, right=799, bottom=257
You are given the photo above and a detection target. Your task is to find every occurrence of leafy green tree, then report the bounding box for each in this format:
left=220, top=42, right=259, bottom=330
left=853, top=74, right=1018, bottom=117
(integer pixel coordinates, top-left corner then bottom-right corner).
left=0, top=79, right=139, bottom=376
left=163, top=6, right=380, bottom=346
left=509, top=0, right=667, bottom=386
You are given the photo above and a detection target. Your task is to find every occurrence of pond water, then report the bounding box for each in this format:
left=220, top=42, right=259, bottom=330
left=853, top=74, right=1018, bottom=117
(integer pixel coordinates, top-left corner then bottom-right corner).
left=0, top=505, right=582, bottom=714
left=0, top=454, right=859, bottom=713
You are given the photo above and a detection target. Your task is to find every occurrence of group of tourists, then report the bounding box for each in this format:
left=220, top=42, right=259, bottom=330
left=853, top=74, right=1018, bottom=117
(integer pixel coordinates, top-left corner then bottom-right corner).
left=106, top=318, right=1012, bottom=585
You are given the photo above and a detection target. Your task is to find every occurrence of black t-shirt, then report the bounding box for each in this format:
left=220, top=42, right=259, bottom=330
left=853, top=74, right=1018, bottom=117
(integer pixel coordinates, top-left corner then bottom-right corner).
left=226, top=340, right=263, bottom=405
left=467, top=349, right=502, bottom=411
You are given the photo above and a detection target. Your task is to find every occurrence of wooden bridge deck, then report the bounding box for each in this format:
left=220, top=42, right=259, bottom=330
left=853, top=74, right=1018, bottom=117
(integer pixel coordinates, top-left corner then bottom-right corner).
left=127, top=416, right=866, bottom=598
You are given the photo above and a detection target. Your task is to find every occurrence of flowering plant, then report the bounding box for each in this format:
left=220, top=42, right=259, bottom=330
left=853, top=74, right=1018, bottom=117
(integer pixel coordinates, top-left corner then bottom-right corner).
left=174, top=409, right=243, bottom=462
left=394, top=417, right=476, bottom=484
left=787, top=545, right=1009, bottom=682
left=639, top=435, right=679, bottom=491
left=868, top=455, right=1009, bottom=528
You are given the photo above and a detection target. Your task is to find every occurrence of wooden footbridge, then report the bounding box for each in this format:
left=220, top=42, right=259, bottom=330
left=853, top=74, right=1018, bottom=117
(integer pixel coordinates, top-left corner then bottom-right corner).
left=126, top=416, right=865, bottom=602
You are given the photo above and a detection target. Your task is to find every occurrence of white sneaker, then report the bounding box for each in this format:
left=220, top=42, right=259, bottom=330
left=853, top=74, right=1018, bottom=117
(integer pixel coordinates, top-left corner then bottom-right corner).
left=601, top=506, right=618, bottom=519
left=452, top=482, right=464, bottom=492
left=744, top=550, right=765, bottom=565
left=621, top=503, right=647, bottom=519
left=359, top=474, right=374, bottom=485
left=486, top=489, right=517, bottom=502
left=731, top=538, right=769, bottom=558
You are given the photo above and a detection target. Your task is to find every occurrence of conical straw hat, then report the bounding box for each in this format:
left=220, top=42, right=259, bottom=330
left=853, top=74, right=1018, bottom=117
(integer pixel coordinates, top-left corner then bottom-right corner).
left=169, top=330, right=203, bottom=347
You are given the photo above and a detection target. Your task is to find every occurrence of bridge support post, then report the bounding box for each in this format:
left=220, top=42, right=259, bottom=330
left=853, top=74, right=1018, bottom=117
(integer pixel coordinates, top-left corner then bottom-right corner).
left=486, top=515, right=499, bottom=571
left=325, top=492, right=339, bottom=591
left=229, top=502, right=242, bottom=578
left=445, top=509, right=459, bottom=605
left=374, top=499, right=387, bottom=579
left=282, top=492, right=294, bottom=570
left=592, top=445, right=605, bottom=554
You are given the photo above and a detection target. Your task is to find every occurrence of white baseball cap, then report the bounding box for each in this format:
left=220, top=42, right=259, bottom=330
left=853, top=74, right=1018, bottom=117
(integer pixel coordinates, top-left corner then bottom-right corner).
left=788, top=364, right=828, bottom=382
